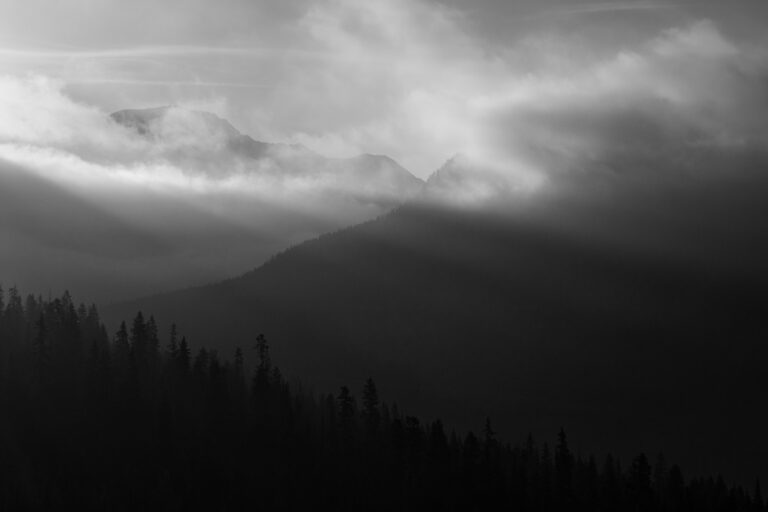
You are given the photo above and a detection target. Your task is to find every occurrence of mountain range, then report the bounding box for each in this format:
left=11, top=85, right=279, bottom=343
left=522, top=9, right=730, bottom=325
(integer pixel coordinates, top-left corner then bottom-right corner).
left=103, top=159, right=768, bottom=485
left=0, top=107, right=432, bottom=301
left=111, top=106, right=425, bottom=202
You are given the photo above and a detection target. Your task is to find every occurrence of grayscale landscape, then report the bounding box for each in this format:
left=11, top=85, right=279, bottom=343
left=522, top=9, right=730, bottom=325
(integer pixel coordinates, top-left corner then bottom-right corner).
left=1, top=1, right=767, bottom=509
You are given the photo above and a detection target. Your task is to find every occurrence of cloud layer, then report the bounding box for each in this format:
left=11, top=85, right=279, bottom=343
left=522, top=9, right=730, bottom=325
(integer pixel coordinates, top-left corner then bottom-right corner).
left=2, top=0, right=768, bottom=301
left=479, top=20, right=768, bottom=175
left=0, top=74, right=419, bottom=301
left=2, top=1, right=767, bottom=179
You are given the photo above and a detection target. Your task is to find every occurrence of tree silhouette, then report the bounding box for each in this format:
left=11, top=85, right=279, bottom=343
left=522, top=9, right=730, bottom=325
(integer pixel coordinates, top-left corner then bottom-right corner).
left=166, top=323, right=179, bottom=360
left=362, top=377, right=380, bottom=435
left=253, top=333, right=271, bottom=392
left=0, top=286, right=765, bottom=511
left=555, top=427, right=573, bottom=504
left=177, top=336, right=190, bottom=373
left=630, top=453, right=654, bottom=511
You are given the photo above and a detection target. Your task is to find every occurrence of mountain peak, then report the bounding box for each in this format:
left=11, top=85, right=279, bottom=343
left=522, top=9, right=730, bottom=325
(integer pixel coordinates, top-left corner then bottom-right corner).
left=111, top=106, right=242, bottom=141
left=424, top=153, right=544, bottom=205
left=107, top=105, right=423, bottom=201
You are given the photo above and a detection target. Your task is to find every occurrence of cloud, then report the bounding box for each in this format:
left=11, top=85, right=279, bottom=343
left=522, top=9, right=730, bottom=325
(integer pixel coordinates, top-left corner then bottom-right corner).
left=526, top=1, right=677, bottom=20
left=0, top=73, right=421, bottom=301
left=257, top=0, right=493, bottom=174
left=3, top=5, right=767, bottom=193
left=1, top=1, right=768, bottom=303
left=0, top=75, right=133, bottom=152
left=0, top=76, right=393, bottom=200
left=472, top=19, right=768, bottom=180
left=246, top=2, right=768, bottom=185
left=4, top=0, right=765, bottom=184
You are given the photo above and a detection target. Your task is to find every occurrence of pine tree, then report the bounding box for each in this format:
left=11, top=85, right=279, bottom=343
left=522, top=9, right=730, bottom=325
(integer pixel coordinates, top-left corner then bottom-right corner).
left=193, top=348, right=209, bottom=380
left=33, top=313, right=49, bottom=385
left=177, top=336, right=191, bottom=373
left=114, top=321, right=130, bottom=366
left=255, top=333, right=270, bottom=369
left=337, top=385, right=356, bottom=441
left=166, top=323, right=179, bottom=360
left=555, top=427, right=573, bottom=502
left=4, top=286, right=24, bottom=344
left=233, top=347, right=244, bottom=380
left=253, top=333, right=271, bottom=391
left=483, top=417, right=496, bottom=450
left=630, top=453, right=653, bottom=510
left=130, top=311, right=147, bottom=365
left=362, top=377, right=380, bottom=434
left=146, top=315, right=159, bottom=358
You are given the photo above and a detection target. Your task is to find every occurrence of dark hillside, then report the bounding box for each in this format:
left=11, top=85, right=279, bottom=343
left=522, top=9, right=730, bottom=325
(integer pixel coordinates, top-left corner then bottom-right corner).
left=105, top=177, right=768, bottom=485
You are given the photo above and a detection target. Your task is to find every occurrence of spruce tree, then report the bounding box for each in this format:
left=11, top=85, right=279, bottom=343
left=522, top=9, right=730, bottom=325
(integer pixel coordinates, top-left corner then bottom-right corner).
left=362, top=377, right=380, bottom=434
left=177, top=336, right=191, bottom=373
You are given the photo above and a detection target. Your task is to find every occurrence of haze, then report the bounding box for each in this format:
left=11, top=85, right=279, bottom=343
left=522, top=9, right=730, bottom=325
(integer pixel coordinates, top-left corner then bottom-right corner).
left=0, top=0, right=767, bottom=295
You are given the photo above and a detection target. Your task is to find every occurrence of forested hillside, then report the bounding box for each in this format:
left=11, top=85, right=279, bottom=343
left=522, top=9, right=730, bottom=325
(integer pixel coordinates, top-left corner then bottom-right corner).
left=105, top=199, right=768, bottom=486
left=1, top=287, right=765, bottom=510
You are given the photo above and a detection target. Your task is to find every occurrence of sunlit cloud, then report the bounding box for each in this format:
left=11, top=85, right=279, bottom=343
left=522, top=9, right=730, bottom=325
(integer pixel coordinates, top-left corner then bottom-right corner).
left=2, top=0, right=767, bottom=187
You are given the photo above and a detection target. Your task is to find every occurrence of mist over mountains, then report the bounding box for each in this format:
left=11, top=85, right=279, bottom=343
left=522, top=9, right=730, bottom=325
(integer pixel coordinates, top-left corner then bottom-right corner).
left=110, top=106, right=425, bottom=200
left=0, top=103, right=431, bottom=301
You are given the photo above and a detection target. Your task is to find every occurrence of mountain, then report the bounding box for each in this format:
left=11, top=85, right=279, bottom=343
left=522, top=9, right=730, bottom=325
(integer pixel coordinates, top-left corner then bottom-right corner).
left=0, top=108, right=426, bottom=302
left=111, top=106, right=424, bottom=202
left=422, top=153, right=545, bottom=205
left=103, top=161, right=768, bottom=485
left=425, top=154, right=515, bottom=202
left=111, top=106, right=243, bottom=140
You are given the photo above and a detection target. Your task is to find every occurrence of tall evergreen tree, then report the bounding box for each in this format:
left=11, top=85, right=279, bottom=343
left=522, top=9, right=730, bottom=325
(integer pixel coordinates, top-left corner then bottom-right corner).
left=130, top=311, right=147, bottom=365
left=630, top=453, right=653, bottom=511
left=337, top=385, right=356, bottom=441
left=254, top=333, right=271, bottom=391
left=177, top=336, right=190, bottom=373
left=166, top=323, right=179, bottom=360
left=362, top=377, right=380, bottom=434
left=114, top=321, right=130, bottom=367
left=33, top=313, right=49, bottom=384
left=555, top=427, right=573, bottom=502
left=146, top=315, right=159, bottom=358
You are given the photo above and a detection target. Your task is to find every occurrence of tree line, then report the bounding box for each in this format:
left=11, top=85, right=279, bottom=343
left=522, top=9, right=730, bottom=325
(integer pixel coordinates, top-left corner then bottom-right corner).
left=0, top=286, right=764, bottom=511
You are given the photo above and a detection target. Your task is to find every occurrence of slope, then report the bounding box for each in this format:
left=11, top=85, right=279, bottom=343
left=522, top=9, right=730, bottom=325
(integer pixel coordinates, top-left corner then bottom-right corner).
left=104, top=166, right=768, bottom=484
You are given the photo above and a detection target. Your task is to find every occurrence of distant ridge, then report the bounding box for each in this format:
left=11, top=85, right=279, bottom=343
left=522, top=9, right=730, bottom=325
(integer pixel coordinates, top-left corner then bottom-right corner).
left=111, top=105, right=242, bottom=139
left=110, top=105, right=425, bottom=199
left=103, top=165, right=768, bottom=485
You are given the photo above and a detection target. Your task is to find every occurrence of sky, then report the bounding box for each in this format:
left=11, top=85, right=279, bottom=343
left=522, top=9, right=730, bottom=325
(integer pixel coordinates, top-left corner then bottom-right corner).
left=1, top=0, right=768, bottom=301
left=1, top=0, right=767, bottom=178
